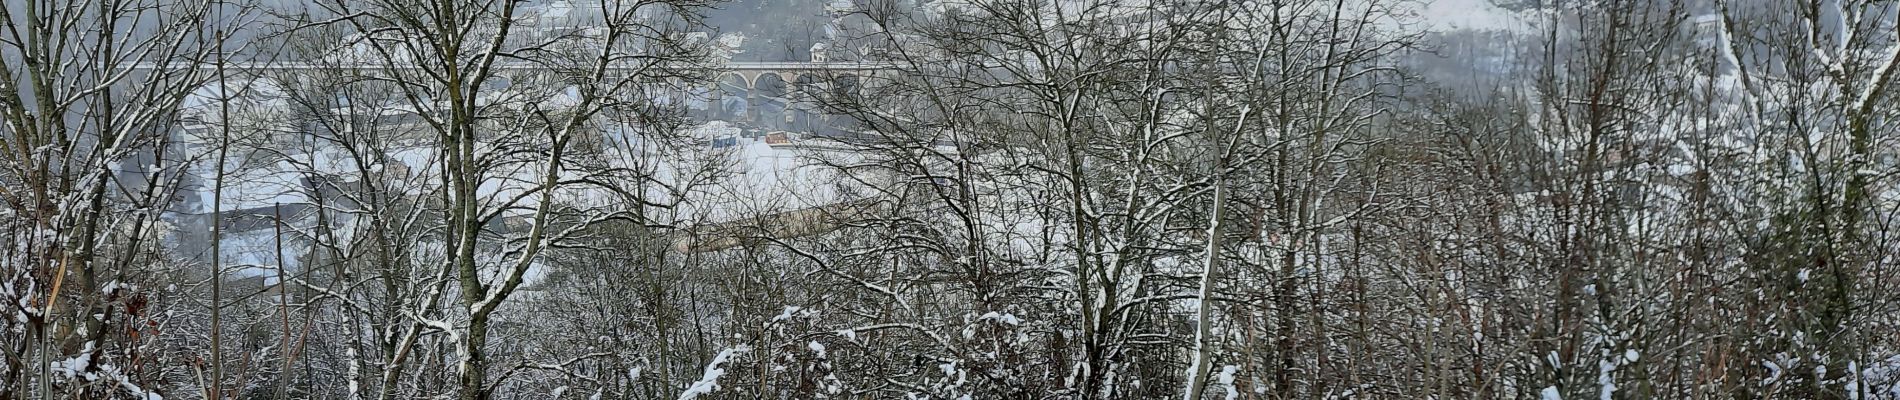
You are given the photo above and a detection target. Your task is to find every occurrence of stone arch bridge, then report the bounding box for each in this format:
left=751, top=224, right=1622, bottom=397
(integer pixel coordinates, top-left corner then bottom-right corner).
left=131, top=60, right=897, bottom=118
left=714, top=61, right=896, bottom=91
left=127, top=60, right=899, bottom=87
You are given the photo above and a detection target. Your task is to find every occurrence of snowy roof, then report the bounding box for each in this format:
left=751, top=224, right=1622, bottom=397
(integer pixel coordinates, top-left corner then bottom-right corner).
left=1409, top=0, right=1531, bottom=33
left=183, top=78, right=288, bottom=112
left=184, top=158, right=313, bottom=215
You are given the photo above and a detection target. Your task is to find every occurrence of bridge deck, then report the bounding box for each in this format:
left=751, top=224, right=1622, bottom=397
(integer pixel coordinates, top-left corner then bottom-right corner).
left=124, top=61, right=901, bottom=71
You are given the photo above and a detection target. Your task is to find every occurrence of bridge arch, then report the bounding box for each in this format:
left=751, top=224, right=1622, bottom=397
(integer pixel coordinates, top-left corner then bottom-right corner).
left=711, top=73, right=751, bottom=118
left=829, top=73, right=861, bottom=99
left=791, top=73, right=824, bottom=97
left=752, top=73, right=789, bottom=100
left=715, top=73, right=750, bottom=93
left=714, top=71, right=754, bottom=89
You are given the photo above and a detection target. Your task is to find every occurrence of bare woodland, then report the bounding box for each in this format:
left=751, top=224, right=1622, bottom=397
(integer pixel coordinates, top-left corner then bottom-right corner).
left=2, top=0, right=1899, bottom=399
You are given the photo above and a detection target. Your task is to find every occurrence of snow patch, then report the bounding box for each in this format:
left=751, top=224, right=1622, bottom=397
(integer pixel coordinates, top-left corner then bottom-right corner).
left=771, top=305, right=814, bottom=322
left=679, top=345, right=749, bottom=400
left=1541, top=386, right=1562, bottom=400
left=1217, top=365, right=1240, bottom=400
left=808, top=340, right=828, bottom=358
left=977, top=311, right=1021, bottom=325
left=51, top=342, right=96, bottom=379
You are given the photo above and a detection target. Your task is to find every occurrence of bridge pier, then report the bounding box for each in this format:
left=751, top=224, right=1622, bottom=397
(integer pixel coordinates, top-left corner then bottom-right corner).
left=745, top=90, right=760, bottom=122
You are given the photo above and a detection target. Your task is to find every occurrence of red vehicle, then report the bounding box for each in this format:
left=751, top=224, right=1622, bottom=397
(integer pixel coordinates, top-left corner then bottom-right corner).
left=764, top=131, right=793, bottom=145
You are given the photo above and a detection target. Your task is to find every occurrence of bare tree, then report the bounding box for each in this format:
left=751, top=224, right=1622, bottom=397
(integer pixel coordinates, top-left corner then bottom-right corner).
left=278, top=0, right=714, bottom=398
left=0, top=0, right=256, bottom=397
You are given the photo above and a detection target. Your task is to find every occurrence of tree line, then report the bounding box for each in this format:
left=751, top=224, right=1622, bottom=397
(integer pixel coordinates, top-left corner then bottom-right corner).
left=1, top=0, right=1896, bottom=399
